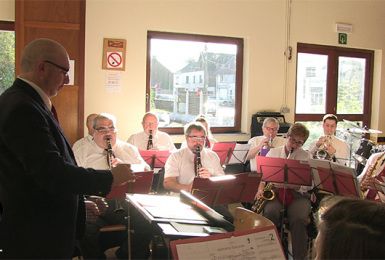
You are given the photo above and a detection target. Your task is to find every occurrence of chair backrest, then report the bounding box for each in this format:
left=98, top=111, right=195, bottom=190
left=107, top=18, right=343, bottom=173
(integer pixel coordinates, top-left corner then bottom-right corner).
left=233, top=207, right=274, bottom=231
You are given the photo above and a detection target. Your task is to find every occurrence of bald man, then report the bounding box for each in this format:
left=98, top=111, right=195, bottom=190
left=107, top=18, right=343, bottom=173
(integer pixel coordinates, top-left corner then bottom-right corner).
left=0, top=38, right=133, bottom=258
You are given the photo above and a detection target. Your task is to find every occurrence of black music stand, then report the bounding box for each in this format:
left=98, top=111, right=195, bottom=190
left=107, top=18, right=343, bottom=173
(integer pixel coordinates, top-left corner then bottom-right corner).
left=308, top=159, right=360, bottom=198
left=190, top=172, right=262, bottom=207
left=106, top=170, right=154, bottom=199
left=212, top=142, right=236, bottom=165
left=139, top=150, right=171, bottom=169
left=227, top=143, right=251, bottom=165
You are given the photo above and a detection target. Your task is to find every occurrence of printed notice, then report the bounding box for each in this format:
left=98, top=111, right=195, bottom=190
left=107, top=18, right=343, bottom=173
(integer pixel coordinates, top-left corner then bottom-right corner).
left=105, top=71, right=121, bottom=93
left=174, top=228, right=285, bottom=260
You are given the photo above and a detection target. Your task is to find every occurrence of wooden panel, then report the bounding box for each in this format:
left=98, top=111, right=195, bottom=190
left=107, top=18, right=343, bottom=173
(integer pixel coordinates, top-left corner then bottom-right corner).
left=15, top=0, right=85, bottom=145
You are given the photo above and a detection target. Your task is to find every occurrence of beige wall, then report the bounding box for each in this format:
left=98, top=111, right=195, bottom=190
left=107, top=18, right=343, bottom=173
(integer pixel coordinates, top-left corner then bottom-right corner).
left=1, top=0, right=385, bottom=143
left=0, top=0, right=14, bottom=21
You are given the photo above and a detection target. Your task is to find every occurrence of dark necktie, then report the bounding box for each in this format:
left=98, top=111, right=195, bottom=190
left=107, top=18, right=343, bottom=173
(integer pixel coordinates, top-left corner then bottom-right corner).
left=51, top=105, right=59, bottom=123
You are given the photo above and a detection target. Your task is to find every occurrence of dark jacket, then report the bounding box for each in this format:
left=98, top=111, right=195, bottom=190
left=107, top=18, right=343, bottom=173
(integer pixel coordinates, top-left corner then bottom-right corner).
left=0, top=79, right=113, bottom=258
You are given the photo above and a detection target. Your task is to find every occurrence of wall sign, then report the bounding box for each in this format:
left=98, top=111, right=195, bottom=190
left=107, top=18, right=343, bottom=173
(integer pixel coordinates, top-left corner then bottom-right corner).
left=102, top=38, right=126, bottom=71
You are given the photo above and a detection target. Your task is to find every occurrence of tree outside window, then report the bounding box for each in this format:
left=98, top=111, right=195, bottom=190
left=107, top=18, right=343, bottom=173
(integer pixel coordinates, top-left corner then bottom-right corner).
left=0, top=22, right=15, bottom=95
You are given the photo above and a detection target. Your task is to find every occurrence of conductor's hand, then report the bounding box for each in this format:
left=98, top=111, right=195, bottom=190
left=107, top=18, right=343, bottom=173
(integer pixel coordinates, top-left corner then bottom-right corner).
left=111, top=163, right=134, bottom=186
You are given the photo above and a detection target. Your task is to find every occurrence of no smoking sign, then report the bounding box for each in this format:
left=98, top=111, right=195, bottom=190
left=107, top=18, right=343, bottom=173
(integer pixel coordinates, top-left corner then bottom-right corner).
left=107, top=52, right=123, bottom=68
left=102, top=38, right=126, bottom=71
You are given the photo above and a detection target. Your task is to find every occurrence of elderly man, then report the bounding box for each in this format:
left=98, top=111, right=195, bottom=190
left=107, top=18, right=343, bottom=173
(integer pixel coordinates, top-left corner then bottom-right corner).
left=163, top=122, right=224, bottom=192
left=72, top=113, right=98, bottom=153
left=74, top=113, right=149, bottom=259
left=128, top=112, right=175, bottom=151
left=0, top=38, right=132, bottom=258
left=308, top=114, right=349, bottom=165
left=247, top=117, right=286, bottom=171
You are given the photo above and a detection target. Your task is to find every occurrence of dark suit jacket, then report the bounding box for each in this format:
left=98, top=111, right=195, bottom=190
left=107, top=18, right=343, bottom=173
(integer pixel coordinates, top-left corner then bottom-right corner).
left=0, top=79, right=113, bottom=258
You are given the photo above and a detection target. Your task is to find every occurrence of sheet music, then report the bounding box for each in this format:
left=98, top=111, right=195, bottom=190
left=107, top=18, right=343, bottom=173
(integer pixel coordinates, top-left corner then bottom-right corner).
left=175, top=229, right=284, bottom=260
left=227, top=143, right=250, bottom=164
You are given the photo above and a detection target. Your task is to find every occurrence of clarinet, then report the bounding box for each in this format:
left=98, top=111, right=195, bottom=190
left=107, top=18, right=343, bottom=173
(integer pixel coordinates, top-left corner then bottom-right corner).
left=287, top=148, right=294, bottom=159
left=147, top=130, right=153, bottom=150
left=194, top=146, right=202, bottom=177
left=106, top=136, right=114, bottom=169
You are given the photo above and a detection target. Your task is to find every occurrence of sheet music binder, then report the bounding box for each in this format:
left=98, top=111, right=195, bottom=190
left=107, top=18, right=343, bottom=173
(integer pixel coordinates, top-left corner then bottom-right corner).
left=190, top=172, right=262, bottom=206
left=139, top=150, right=170, bottom=169
left=256, top=156, right=312, bottom=187
left=170, top=225, right=285, bottom=260
left=309, top=159, right=360, bottom=197
left=106, top=170, right=154, bottom=199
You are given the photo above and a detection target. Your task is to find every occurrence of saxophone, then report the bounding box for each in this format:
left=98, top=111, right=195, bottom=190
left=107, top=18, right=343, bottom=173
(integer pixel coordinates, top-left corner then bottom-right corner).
left=360, top=152, right=385, bottom=199
left=251, top=183, right=275, bottom=214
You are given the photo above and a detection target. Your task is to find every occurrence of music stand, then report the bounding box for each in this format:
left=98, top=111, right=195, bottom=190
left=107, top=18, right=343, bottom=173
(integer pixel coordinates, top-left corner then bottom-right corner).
left=308, top=159, right=360, bottom=198
left=212, top=142, right=236, bottom=165
left=190, top=172, right=262, bottom=207
left=256, top=156, right=312, bottom=187
left=106, top=170, right=154, bottom=199
left=139, top=150, right=171, bottom=169
left=227, top=143, right=251, bottom=165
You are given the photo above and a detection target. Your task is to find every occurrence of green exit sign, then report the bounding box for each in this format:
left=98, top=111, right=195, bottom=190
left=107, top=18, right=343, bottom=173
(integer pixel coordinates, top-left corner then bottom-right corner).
left=338, top=33, right=347, bottom=44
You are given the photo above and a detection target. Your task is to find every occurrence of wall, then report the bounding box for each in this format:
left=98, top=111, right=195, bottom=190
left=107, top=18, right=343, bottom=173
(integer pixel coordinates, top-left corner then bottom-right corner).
left=0, top=0, right=14, bottom=21
left=1, top=0, right=385, bottom=143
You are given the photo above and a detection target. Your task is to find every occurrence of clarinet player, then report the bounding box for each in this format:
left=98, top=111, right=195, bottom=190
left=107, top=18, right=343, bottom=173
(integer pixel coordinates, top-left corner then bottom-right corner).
left=163, top=122, right=224, bottom=192
left=128, top=112, right=176, bottom=151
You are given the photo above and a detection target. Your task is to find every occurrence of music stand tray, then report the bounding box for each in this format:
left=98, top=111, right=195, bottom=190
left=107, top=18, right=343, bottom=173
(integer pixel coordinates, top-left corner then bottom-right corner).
left=106, top=170, right=154, bottom=199
left=190, top=172, right=262, bottom=206
left=139, top=150, right=171, bottom=169
left=256, top=156, right=312, bottom=187
left=309, top=159, right=360, bottom=197
left=212, top=142, right=236, bottom=165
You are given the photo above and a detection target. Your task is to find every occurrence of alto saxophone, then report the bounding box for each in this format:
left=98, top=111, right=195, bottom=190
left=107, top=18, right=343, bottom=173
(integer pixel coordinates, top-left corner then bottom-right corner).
left=251, top=182, right=275, bottom=214
left=360, top=151, right=385, bottom=199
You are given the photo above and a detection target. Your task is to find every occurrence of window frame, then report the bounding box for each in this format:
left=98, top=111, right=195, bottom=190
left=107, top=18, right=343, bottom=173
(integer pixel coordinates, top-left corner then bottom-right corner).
left=146, top=31, right=244, bottom=134
left=0, top=21, right=14, bottom=31
left=295, top=43, right=374, bottom=127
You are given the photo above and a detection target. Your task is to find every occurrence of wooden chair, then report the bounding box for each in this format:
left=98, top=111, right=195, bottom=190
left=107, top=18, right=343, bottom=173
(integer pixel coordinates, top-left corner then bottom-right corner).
left=233, top=206, right=274, bottom=231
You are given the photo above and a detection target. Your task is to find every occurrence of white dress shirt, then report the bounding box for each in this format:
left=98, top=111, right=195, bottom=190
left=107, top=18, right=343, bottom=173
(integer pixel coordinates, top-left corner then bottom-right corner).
left=72, top=135, right=93, bottom=155
left=127, top=130, right=176, bottom=151
left=164, top=147, right=224, bottom=185
left=74, top=138, right=149, bottom=170
left=308, top=135, right=350, bottom=165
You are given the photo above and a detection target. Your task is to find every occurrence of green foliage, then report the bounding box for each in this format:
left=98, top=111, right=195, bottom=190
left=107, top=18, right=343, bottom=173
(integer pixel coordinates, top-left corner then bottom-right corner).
left=0, top=31, right=15, bottom=94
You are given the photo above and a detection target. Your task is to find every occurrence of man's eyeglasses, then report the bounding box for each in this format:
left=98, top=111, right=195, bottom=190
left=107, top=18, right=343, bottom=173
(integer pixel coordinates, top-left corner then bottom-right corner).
left=44, top=60, right=69, bottom=77
left=265, top=126, right=278, bottom=132
left=187, top=135, right=206, bottom=142
left=95, top=126, right=116, bottom=134
left=288, top=136, right=304, bottom=146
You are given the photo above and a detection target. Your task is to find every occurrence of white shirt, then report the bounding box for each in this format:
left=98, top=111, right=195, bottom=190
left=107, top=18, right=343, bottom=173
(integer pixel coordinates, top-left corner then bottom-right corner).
left=267, top=146, right=310, bottom=161
left=127, top=130, right=176, bottom=151
left=72, top=135, right=93, bottom=155
left=164, top=147, right=224, bottom=185
left=74, top=138, right=150, bottom=171
left=248, top=135, right=286, bottom=171
left=308, top=135, right=349, bottom=165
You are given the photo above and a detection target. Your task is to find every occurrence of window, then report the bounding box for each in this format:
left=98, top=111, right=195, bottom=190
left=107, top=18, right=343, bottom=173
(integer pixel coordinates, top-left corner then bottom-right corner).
left=295, top=43, right=374, bottom=149
left=147, top=31, right=244, bottom=134
left=0, top=21, right=15, bottom=95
